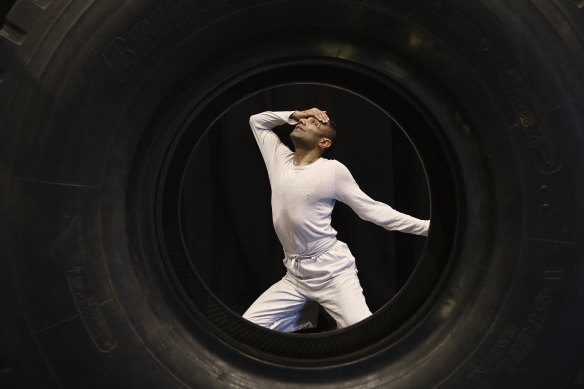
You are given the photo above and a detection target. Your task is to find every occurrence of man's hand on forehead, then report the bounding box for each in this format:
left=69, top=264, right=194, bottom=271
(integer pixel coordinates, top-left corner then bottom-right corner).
left=307, top=108, right=329, bottom=124
left=291, top=108, right=330, bottom=124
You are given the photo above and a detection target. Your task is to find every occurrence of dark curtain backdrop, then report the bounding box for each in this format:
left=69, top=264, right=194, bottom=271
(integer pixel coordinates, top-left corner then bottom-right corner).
left=181, top=85, right=429, bottom=316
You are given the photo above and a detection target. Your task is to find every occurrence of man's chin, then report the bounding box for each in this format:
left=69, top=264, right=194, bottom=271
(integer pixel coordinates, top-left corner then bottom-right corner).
left=289, top=134, right=302, bottom=147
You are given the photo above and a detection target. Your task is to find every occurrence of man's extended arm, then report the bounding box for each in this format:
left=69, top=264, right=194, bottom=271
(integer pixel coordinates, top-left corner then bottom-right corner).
left=334, top=162, right=430, bottom=236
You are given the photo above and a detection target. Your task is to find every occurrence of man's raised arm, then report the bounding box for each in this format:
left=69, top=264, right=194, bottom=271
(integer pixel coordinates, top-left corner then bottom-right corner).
left=249, top=111, right=298, bottom=133
left=249, top=111, right=297, bottom=171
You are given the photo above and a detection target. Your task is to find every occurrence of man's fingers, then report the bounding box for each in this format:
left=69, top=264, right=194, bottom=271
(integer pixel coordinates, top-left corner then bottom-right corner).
left=313, top=109, right=329, bottom=123
left=302, top=108, right=329, bottom=123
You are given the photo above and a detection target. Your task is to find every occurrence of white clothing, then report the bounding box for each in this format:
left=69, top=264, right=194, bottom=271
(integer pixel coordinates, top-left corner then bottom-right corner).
left=249, top=111, right=429, bottom=256
left=244, top=111, right=429, bottom=331
left=243, top=241, right=371, bottom=331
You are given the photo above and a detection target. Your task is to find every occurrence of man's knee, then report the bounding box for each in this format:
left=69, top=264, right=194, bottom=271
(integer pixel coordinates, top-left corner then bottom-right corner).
left=335, top=308, right=372, bottom=328
left=242, top=311, right=270, bottom=327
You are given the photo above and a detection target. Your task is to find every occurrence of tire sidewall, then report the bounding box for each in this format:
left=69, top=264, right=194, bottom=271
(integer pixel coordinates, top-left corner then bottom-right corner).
left=1, top=0, right=583, bottom=387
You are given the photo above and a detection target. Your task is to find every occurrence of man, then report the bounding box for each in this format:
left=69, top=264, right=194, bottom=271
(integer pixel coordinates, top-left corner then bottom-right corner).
left=243, top=108, right=429, bottom=332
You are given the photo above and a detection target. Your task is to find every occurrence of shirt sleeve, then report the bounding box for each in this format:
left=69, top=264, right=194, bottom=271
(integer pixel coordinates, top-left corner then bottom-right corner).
left=249, top=111, right=297, bottom=174
left=334, top=161, right=430, bottom=236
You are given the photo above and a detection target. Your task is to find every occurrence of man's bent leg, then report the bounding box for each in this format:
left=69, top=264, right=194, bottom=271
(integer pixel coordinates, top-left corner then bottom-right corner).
left=317, top=271, right=372, bottom=328
left=242, top=274, right=318, bottom=332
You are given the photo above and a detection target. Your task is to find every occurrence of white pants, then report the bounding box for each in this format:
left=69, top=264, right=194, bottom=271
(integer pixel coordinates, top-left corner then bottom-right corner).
left=243, top=241, right=372, bottom=332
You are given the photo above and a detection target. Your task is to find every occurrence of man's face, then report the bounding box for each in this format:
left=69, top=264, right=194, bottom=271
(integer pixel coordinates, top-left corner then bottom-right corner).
left=290, top=116, right=330, bottom=149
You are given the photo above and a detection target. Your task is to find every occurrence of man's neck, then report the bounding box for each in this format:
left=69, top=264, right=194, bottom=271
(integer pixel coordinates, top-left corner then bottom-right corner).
left=293, top=148, right=322, bottom=166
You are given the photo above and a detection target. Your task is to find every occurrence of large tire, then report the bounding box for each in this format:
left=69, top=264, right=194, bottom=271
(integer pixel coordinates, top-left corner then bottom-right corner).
left=1, top=0, right=583, bottom=388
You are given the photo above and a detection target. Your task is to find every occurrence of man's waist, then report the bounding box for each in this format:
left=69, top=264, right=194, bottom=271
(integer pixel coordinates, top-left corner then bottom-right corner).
left=283, top=237, right=338, bottom=260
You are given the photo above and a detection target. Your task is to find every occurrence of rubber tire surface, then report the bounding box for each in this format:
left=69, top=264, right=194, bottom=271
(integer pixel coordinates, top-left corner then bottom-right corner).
left=1, top=0, right=584, bottom=388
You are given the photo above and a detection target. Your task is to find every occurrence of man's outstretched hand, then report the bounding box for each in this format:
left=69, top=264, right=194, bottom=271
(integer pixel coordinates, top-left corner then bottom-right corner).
left=291, top=108, right=329, bottom=124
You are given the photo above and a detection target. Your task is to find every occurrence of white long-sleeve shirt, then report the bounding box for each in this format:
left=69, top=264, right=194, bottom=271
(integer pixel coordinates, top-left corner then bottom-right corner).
left=249, top=111, right=430, bottom=256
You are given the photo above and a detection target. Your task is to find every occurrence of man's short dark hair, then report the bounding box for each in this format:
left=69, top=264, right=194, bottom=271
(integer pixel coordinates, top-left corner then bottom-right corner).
left=324, top=119, right=337, bottom=145
left=322, top=119, right=338, bottom=153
